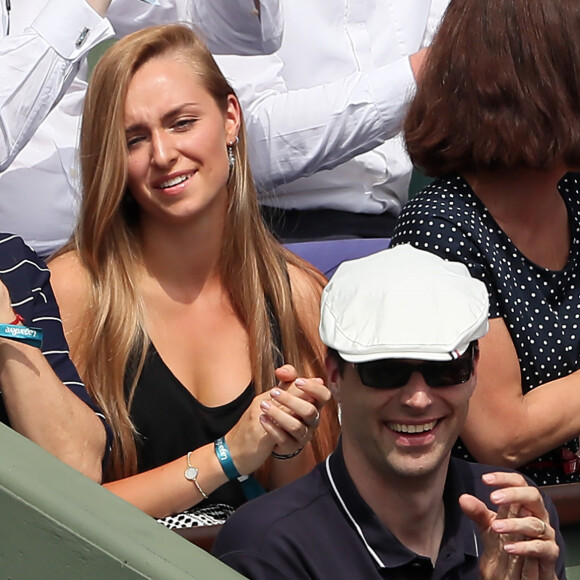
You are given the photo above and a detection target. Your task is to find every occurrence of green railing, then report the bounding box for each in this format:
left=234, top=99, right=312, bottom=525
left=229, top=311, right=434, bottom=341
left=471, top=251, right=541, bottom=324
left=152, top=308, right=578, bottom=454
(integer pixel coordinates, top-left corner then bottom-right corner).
left=0, top=423, right=243, bottom=579
left=2, top=420, right=580, bottom=577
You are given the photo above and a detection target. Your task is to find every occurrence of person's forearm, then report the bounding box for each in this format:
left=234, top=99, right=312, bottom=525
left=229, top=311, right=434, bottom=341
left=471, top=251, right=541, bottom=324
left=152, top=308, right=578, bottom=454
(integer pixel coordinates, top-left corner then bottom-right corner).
left=104, top=443, right=228, bottom=517
left=0, top=339, right=105, bottom=481
left=0, top=0, right=113, bottom=170
left=107, top=0, right=281, bottom=55
left=217, top=55, right=414, bottom=190
left=462, top=320, right=580, bottom=467
left=464, top=376, right=580, bottom=468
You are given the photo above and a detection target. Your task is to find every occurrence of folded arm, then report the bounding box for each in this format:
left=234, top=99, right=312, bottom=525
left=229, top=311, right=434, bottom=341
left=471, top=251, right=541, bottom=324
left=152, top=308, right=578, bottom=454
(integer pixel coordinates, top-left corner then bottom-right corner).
left=216, top=52, right=416, bottom=191
left=107, top=0, right=282, bottom=55
left=0, top=0, right=113, bottom=170
left=461, top=317, right=580, bottom=467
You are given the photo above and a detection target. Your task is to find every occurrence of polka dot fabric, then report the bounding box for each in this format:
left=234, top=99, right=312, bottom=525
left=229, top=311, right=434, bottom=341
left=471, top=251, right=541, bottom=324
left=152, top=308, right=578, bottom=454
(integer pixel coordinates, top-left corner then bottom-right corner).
left=392, top=173, right=580, bottom=485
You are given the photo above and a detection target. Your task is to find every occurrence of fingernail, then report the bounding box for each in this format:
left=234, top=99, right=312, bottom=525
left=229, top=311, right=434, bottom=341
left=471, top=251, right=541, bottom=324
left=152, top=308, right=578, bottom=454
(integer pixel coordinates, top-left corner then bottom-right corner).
left=261, top=400, right=271, bottom=410
left=259, top=414, right=268, bottom=424
left=492, top=521, right=506, bottom=532
left=504, top=544, right=516, bottom=553
left=490, top=491, right=505, bottom=502
left=271, top=389, right=281, bottom=398
left=482, top=473, right=495, bottom=483
left=295, top=378, right=306, bottom=386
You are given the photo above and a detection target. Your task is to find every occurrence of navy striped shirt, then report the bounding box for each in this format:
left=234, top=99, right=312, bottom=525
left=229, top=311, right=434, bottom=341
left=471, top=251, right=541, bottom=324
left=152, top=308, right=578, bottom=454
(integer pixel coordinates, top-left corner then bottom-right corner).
left=0, top=233, right=112, bottom=457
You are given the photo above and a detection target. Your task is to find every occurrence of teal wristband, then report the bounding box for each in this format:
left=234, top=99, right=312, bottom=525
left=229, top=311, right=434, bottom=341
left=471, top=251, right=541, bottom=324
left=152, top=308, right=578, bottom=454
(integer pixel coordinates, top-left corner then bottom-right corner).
left=0, top=324, right=43, bottom=348
left=214, top=436, right=241, bottom=480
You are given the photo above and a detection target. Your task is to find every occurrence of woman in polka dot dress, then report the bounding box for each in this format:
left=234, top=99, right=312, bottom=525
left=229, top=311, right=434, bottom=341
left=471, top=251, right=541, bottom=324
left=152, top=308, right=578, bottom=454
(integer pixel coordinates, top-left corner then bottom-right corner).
left=391, top=0, right=580, bottom=485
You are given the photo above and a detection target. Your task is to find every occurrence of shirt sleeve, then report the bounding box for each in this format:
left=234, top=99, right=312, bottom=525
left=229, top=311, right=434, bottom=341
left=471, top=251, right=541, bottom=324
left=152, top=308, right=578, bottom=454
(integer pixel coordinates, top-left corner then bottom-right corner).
left=0, top=0, right=113, bottom=171
left=189, top=0, right=283, bottom=55
left=107, top=0, right=282, bottom=55
left=215, top=52, right=416, bottom=193
left=423, top=0, right=450, bottom=46
left=8, top=237, right=113, bottom=459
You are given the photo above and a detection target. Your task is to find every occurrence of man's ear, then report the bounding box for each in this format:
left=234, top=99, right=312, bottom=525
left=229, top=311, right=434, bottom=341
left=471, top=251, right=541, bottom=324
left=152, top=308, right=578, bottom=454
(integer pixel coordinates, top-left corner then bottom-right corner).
left=325, top=356, right=342, bottom=402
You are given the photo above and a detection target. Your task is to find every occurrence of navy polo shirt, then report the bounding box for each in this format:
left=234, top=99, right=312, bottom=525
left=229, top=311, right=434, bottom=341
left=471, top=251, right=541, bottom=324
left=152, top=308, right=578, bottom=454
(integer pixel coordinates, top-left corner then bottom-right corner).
left=214, top=442, right=566, bottom=579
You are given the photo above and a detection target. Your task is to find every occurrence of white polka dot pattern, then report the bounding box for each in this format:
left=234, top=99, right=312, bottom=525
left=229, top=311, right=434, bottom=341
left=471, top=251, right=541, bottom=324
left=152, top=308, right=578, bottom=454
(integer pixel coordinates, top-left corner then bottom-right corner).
left=392, top=173, right=580, bottom=486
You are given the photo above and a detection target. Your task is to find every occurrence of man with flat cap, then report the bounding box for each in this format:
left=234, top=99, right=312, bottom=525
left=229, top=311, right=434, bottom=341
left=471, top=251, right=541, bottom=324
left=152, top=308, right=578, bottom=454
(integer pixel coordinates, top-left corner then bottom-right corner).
left=213, top=244, right=566, bottom=580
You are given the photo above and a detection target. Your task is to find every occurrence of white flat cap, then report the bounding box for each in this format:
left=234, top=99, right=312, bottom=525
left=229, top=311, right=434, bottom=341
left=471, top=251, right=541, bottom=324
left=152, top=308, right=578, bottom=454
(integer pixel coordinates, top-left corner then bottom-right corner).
left=319, top=244, right=489, bottom=362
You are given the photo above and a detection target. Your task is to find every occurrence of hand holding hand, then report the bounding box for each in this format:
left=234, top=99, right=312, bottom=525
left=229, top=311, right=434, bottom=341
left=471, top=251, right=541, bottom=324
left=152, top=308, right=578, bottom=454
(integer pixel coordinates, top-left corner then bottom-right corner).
left=459, top=471, right=559, bottom=580
left=260, top=364, right=331, bottom=458
left=222, top=389, right=286, bottom=476
left=222, top=365, right=331, bottom=477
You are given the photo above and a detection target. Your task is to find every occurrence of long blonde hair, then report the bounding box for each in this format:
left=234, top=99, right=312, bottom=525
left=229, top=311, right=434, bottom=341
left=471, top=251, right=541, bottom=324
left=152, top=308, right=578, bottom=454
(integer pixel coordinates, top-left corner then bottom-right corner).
left=72, top=24, right=337, bottom=480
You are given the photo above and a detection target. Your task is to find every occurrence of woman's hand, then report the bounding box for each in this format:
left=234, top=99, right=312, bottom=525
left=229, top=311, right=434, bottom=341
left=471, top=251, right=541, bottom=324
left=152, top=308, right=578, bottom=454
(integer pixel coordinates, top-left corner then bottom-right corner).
left=222, top=390, right=283, bottom=476
left=223, top=365, right=331, bottom=477
left=459, top=471, right=559, bottom=580
left=261, top=364, right=331, bottom=457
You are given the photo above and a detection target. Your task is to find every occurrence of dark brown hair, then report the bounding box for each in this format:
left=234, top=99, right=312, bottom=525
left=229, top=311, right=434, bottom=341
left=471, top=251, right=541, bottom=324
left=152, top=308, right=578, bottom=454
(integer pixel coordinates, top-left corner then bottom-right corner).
left=405, top=0, right=580, bottom=176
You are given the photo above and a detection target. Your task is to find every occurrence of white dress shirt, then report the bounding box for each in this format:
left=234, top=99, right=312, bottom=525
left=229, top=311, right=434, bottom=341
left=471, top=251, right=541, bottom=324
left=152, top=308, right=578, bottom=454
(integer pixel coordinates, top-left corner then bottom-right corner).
left=216, top=0, right=449, bottom=217
left=0, top=0, right=282, bottom=257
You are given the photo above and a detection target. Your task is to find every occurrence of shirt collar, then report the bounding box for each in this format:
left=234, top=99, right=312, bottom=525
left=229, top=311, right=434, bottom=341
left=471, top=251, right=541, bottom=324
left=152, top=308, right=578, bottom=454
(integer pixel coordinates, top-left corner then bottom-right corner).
left=325, top=441, right=480, bottom=573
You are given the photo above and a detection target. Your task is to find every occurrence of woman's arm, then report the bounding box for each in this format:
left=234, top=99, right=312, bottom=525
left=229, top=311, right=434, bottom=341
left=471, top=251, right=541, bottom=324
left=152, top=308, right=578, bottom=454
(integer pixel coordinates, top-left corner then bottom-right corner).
left=50, top=252, right=329, bottom=514
left=462, top=316, right=580, bottom=467
left=104, top=379, right=326, bottom=518
left=393, top=199, right=580, bottom=470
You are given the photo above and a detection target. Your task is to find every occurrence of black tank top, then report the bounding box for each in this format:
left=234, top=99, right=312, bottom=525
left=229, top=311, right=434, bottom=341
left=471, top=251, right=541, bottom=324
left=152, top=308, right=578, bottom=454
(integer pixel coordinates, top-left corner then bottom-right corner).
left=126, top=308, right=283, bottom=509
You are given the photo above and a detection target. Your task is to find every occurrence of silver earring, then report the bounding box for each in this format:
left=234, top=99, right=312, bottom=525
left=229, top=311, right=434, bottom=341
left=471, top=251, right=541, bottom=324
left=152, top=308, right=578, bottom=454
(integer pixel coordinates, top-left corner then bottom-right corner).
left=228, top=136, right=239, bottom=170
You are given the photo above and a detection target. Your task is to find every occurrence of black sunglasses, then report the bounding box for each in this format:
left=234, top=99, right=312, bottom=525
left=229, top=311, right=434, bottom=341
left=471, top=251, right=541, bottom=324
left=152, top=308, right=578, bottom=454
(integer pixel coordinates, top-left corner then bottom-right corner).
left=354, top=345, right=476, bottom=390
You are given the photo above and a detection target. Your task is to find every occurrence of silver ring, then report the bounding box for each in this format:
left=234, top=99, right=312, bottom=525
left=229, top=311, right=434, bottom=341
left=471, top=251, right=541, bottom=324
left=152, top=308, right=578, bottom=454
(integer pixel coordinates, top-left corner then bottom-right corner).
left=310, top=409, right=320, bottom=426
left=539, top=520, right=546, bottom=537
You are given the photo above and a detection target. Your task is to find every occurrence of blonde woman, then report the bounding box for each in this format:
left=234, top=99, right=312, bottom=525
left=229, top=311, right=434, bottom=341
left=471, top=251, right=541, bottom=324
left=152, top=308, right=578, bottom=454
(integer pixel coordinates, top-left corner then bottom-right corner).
left=49, top=24, right=338, bottom=524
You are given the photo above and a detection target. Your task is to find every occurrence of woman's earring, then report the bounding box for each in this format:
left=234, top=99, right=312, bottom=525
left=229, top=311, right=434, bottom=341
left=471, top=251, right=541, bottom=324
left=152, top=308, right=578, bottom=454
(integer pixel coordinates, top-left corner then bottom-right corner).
left=228, top=136, right=239, bottom=170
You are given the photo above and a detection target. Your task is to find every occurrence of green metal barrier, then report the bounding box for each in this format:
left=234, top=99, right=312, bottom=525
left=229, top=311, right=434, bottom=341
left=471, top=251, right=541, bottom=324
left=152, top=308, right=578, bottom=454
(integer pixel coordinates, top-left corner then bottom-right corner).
left=2, top=419, right=580, bottom=578
left=0, top=423, right=243, bottom=579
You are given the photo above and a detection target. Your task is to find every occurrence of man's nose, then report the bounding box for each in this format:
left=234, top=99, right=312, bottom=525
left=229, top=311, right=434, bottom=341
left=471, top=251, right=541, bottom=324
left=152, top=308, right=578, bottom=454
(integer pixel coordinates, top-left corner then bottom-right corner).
left=400, top=371, right=434, bottom=409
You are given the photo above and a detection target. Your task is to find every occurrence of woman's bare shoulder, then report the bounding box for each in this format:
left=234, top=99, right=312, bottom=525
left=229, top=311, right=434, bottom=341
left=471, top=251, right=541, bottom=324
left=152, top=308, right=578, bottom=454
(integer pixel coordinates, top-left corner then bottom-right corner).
left=48, top=251, right=91, bottom=323
left=286, top=260, right=326, bottom=312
